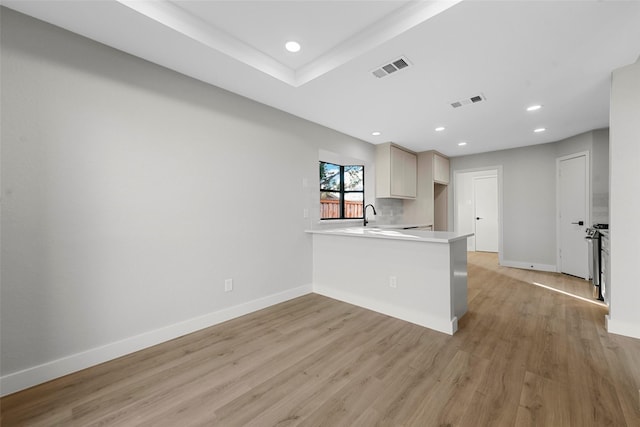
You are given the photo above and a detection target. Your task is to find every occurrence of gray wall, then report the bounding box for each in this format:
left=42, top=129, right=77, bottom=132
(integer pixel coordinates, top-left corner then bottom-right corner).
left=450, top=130, right=608, bottom=269
left=0, top=8, right=375, bottom=384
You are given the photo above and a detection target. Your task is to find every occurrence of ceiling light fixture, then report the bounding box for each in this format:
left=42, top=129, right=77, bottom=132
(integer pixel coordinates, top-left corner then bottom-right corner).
left=527, top=104, right=542, bottom=112
left=435, top=126, right=445, bottom=132
left=458, top=142, right=467, bottom=146
left=285, top=41, right=301, bottom=53
left=534, top=127, right=546, bottom=133
left=371, top=131, right=381, bottom=136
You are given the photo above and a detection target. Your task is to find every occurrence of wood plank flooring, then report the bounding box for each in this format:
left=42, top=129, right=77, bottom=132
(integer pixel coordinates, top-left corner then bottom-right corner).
left=2, top=252, right=639, bottom=426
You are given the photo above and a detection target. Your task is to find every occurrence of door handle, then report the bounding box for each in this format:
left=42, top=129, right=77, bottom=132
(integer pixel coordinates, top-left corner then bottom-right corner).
left=571, top=221, right=584, bottom=226
left=476, top=217, right=483, bottom=220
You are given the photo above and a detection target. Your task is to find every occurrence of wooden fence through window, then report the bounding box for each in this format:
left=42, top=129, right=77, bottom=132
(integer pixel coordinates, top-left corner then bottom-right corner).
left=320, top=200, right=363, bottom=219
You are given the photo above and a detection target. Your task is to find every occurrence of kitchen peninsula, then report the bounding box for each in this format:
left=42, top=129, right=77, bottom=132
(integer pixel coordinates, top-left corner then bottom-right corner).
left=307, top=227, right=472, bottom=335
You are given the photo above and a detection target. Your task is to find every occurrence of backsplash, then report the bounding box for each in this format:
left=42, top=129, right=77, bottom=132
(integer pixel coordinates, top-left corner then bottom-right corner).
left=373, top=198, right=404, bottom=224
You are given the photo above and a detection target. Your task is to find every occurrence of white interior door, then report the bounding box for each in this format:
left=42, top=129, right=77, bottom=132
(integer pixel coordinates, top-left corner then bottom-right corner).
left=473, top=176, right=499, bottom=252
left=558, top=154, right=589, bottom=278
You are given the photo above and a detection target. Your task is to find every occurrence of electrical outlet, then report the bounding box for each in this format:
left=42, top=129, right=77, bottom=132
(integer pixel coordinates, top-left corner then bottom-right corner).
left=224, top=279, right=233, bottom=292
left=389, top=276, right=397, bottom=288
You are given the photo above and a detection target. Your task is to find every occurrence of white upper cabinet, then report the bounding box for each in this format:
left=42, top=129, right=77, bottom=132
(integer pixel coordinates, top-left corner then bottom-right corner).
left=433, top=153, right=450, bottom=184
left=376, top=143, right=417, bottom=199
left=391, top=146, right=417, bottom=198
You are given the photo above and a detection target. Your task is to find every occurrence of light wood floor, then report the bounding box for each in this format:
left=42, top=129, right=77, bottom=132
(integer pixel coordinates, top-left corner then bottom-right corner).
left=2, top=252, right=639, bottom=426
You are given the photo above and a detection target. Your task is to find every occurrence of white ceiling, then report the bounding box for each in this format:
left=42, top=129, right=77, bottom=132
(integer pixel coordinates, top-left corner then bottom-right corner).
left=4, top=0, right=640, bottom=156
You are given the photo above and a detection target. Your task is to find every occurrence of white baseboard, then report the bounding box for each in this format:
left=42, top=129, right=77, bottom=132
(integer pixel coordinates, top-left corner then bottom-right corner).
left=313, top=285, right=456, bottom=335
left=500, top=259, right=557, bottom=273
left=0, top=284, right=313, bottom=397
left=606, top=315, right=640, bottom=340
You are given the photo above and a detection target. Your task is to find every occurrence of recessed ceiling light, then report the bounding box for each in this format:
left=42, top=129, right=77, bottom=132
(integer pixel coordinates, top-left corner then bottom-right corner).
left=435, top=126, right=445, bottom=132
left=458, top=142, right=467, bottom=146
left=285, top=41, right=301, bottom=53
left=526, top=104, right=542, bottom=112
left=371, top=131, right=381, bottom=136
left=534, top=127, right=546, bottom=133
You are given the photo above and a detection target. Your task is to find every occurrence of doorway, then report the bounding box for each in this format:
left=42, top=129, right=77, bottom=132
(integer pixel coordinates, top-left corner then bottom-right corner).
left=557, top=152, right=589, bottom=279
left=454, top=167, right=502, bottom=256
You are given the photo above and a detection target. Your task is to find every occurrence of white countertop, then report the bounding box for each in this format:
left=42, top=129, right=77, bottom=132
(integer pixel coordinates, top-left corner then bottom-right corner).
left=306, top=227, right=473, bottom=243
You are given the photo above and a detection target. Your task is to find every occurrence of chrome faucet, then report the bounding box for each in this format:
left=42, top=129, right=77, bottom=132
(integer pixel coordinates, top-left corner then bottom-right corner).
left=364, top=204, right=377, bottom=226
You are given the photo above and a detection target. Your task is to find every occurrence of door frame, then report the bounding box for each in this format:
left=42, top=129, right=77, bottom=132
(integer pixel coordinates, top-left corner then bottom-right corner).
left=453, top=166, right=503, bottom=263
left=555, top=151, right=590, bottom=274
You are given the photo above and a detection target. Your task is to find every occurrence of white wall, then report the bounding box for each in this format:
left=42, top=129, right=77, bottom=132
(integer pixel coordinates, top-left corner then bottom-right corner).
left=607, top=60, right=640, bottom=339
left=0, top=8, right=375, bottom=394
left=450, top=131, right=604, bottom=271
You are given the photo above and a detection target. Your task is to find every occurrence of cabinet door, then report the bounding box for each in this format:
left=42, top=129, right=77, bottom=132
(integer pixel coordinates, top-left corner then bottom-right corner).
left=403, top=149, right=417, bottom=197
left=390, top=146, right=417, bottom=198
left=390, top=146, right=405, bottom=196
left=433, top=153, right=450, bottom=184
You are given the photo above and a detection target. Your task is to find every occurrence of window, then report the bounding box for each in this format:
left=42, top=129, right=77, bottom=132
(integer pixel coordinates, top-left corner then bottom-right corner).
left=319, top=161, right=364, bottom=219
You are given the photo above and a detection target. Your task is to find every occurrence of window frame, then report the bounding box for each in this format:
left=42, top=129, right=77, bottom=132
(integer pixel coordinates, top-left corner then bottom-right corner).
left=319, top=161, right=365, bottom=220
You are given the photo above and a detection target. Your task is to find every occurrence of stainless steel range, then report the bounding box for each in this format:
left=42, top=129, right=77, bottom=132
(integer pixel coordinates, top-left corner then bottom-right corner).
left=585, top=224, right=607, bottom=300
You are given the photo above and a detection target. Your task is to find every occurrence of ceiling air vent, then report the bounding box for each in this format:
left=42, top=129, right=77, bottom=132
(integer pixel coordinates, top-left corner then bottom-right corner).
left=450, top=94, right=487, bottom=108
left=371, top=56, right=411, bottom=79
